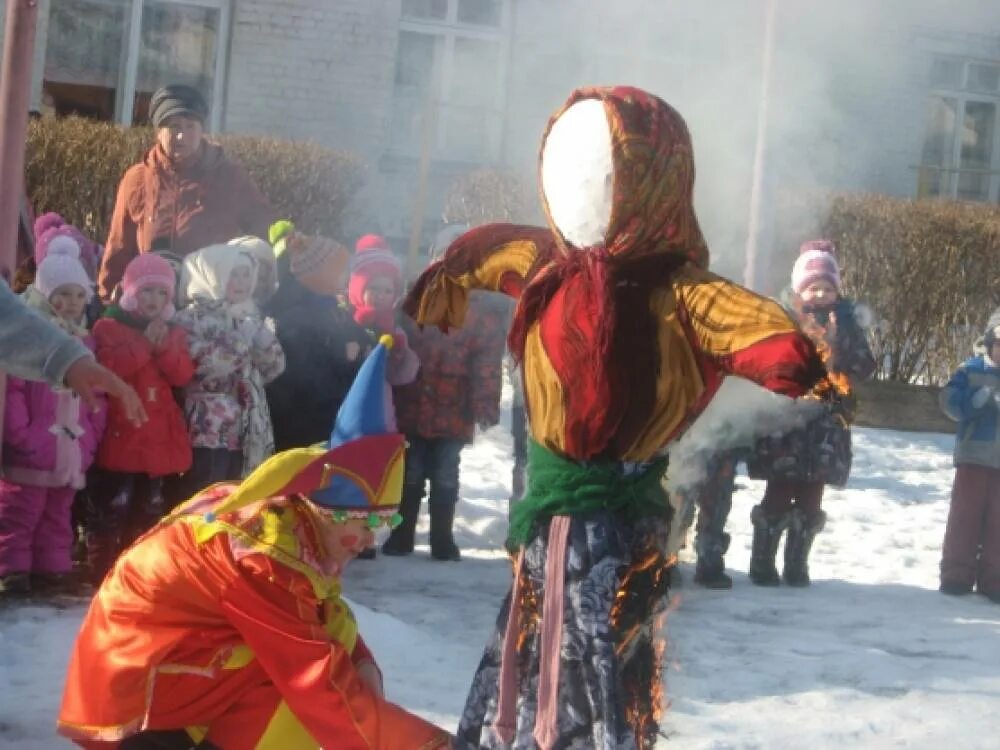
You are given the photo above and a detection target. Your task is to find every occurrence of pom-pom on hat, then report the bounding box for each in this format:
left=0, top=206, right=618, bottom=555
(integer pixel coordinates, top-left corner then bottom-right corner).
left=33, top=212, right=100, bottom=274
left=269, top=219, right=350, bottom=296
left=120, top=253, right=177, bottom=319
left=792, top=239, right=841, bottom=295
left=348, top=234, right=403, bottom=309
left=34, top=237, right=93, bottom=302
left=201, top=335, right=404, bottom=527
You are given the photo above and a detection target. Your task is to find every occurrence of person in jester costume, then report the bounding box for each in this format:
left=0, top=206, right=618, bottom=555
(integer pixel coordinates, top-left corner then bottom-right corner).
left=404, top=86, right=829, bottom=749
left=57, top=335, right=451, bottom=750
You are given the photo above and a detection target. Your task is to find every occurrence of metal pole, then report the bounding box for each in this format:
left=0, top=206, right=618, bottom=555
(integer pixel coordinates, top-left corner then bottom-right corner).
left=0, top=0, right=39, bottom=281
left=743, top=0, right=778, bottom=292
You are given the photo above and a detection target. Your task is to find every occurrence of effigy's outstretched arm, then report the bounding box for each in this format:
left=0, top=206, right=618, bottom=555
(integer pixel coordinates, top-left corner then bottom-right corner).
left=403, top=224, right=555, bottom=331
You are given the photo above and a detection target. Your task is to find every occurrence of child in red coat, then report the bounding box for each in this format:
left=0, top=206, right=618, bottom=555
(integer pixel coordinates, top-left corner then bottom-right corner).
left=87, top=253, right=194, bottom=581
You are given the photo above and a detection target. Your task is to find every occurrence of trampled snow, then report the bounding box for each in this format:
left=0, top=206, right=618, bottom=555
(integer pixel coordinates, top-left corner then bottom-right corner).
left=2, top=406, right=998, bottom=748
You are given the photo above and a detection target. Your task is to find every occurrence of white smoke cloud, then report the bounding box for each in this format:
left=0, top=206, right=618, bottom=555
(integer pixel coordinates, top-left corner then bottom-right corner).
left=664, top=377, right=824, bottom=495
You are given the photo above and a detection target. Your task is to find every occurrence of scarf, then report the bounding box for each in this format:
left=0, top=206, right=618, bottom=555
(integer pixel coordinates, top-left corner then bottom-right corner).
left=352, top=304, right=396, bottom=334
left=509, top=86, right=708, bottom=459
left=22, top=285, right=89, bottom=338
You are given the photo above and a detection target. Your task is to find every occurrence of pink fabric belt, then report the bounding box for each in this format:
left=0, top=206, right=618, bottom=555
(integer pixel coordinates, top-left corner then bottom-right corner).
left=495, top=515, right=572, bottom=750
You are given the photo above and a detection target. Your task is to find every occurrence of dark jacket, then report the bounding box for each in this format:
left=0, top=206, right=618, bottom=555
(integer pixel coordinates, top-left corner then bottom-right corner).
left=395, top=293, right=510, bottom=443
left=265, top=275, right=371, bottom=451
left=748, top=295, right=876, bottom=486
left=99, top=142, right=273, bottom=300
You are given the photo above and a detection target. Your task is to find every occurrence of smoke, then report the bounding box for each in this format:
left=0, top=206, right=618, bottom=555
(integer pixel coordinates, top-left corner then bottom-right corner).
left=484, top=0, right=997, bottom=289
left=663, top=377, right=824, bottom=495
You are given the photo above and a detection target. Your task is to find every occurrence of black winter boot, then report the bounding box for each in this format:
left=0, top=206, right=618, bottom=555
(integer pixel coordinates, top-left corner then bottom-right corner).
left=382, top=485, right=423, bottom=557
left=783, top=509, right=826, bottom=587
left=0, top=572, right=31, bottom=597
left=694, top=531, right=733, bottom=589
left=429, top=503, right=461, bottom=561
left=749, top=505, right=789, bottom=586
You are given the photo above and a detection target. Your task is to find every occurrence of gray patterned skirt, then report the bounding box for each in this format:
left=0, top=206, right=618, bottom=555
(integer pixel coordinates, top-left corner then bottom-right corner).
left=457, top=510, right=672, bottom=750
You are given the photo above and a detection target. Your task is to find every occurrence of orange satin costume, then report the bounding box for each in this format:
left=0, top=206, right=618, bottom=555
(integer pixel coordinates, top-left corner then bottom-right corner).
left=58, top=485, right=448, bottom=750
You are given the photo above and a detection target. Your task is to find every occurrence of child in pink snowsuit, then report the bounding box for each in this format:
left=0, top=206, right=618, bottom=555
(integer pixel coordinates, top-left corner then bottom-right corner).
left=0, top=240, right=106, bottom=596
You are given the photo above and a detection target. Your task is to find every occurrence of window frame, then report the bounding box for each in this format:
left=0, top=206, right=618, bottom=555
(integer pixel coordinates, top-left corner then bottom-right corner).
left=47, top=0, right=231, bottom=132
left=394, top=0, right=511, bottom=162
left=920, top=56, right=1000, bottom=203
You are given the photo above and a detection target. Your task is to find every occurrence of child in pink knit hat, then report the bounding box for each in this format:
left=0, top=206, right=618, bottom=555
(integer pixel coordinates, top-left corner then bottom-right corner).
left=346, top=234, right=419, bottom=559
left=0, top=241, right=106, bottom=597
left=87, top=253, right=194, bottom=582
left=746, top=239, right=876, bottom=588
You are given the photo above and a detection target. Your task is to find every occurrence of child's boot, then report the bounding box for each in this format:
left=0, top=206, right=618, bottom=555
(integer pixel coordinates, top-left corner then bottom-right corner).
left=0, top=572, right=30, bottom=597
left=382, top=485, right=422, bottom=557
left=694, top=531, right=732, bottom=589
left=429, top=503, right=460, bottom=561
left=749, top=505, right=788, bottom=586
left=783, top=509, right=826, bottom=587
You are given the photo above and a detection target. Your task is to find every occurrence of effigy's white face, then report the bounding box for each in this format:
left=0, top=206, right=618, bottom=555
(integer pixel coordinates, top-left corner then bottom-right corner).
left=541, top=98, right=615, bottom=249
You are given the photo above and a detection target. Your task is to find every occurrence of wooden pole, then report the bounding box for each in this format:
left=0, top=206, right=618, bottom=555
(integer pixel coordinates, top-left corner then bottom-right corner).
left=743, top=0, right=778, bottom=291
left=0, top=0, right=40, bottom=464
left=406, top=69, right=440, bottom=279
left=0, top=0, right=38, bottom=281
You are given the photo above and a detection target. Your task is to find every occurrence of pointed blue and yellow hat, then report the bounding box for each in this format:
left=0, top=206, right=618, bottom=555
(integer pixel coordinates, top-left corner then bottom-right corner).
left=205, top=335, right=405, bottom=528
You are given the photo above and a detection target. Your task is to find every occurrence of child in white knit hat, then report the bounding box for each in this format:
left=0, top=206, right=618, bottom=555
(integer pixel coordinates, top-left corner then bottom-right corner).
left=0, top=241, right=107, bottom=597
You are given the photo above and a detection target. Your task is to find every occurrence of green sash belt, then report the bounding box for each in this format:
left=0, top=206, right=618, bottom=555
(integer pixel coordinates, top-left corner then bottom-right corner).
left=507, top=439, right=670, bottom=548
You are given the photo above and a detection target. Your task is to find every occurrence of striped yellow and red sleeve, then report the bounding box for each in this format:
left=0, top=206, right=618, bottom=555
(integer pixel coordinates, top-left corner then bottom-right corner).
left=403, top=223, right=554, bottom=331
left=673, top=265, right=824, bottom=397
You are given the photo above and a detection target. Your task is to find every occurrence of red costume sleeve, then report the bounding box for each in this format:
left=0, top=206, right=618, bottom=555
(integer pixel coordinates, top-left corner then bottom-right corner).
left=674, top=267, right=825, bottom=399
left=219, top=563, right=449, bottom=750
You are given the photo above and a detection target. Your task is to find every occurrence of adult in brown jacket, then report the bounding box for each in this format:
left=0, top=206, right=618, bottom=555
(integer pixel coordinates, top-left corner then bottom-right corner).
left=98, top=84, right=273, bottom=300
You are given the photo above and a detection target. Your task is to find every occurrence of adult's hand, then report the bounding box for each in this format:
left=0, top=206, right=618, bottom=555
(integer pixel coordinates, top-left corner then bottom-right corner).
left=65, top=357, right=148, bottom=426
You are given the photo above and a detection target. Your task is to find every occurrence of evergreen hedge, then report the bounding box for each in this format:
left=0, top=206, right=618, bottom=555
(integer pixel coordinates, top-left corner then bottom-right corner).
left=24, top=116, right=364, bottom=245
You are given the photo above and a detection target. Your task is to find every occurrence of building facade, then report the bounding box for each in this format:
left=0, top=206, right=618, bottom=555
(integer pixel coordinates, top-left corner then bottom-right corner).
left=5, top=0, right=1000, bottom=289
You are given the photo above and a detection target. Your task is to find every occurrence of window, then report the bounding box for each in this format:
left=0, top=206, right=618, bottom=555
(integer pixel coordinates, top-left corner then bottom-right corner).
left=391, top=0, right=509, bottom=162
left=918, top=58, right=1000, bottom=203
left=42, top=0, right=229, bottom=130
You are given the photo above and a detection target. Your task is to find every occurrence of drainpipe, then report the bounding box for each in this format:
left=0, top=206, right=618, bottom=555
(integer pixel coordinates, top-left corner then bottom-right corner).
left=0, top=0, right=39, bottom=281
left=743, top=0, right=778, bottom=292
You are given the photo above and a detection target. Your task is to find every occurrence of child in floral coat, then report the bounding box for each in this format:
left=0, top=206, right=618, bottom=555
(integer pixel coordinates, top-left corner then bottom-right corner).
left=175, top=243, right=286, bottom=494
left=0, top=240, right=106, bottom=596
left=88, top=253, right=194, bottom=581
left=747, top=240, right=875, bottom=587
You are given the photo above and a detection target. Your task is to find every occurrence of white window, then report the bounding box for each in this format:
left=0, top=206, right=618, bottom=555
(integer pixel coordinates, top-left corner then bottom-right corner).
left=391, top=0, right=509, bottom=162
left=42, top=0, right=230, bottom=131
left=918, top=57, right=1000, bottom=203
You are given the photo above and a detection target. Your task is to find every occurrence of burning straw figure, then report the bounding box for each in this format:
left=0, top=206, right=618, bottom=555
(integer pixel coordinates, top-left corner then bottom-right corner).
left=747, top=241, right=876, bottom=587
left=404, top=86, right=826, bottom=750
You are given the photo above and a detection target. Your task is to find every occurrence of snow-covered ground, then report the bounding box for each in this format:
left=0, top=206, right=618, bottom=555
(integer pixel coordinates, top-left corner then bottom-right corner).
left=2, top=411, right=999, bottom=748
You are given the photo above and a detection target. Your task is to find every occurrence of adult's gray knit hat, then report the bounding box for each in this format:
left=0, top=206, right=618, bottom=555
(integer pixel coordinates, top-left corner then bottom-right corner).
left=149, top=84, right=208, bottom=128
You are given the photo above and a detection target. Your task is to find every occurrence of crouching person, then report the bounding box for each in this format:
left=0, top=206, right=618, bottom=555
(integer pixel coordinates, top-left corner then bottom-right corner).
left=938, top=309, right=1000, bottom=602
left=57, top=337, right=451, bottom=750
